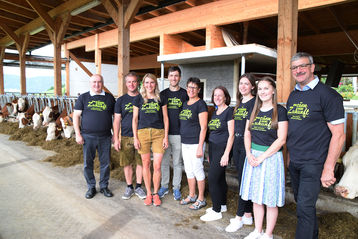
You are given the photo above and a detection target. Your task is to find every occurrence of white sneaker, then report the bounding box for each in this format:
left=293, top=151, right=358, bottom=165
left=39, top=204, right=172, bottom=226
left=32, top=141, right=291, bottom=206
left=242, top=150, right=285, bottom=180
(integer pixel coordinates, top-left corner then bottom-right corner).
left=205, top=205, right=227, bottom=213
left=260, top=233, right=273, bottom=239
left=242, top=216, right=253, bottom=225
left=244, top=229, right=263, bottom=239
left=200, top=210, right=222, bottom=222
left=225, top=218, right=244, bottom=232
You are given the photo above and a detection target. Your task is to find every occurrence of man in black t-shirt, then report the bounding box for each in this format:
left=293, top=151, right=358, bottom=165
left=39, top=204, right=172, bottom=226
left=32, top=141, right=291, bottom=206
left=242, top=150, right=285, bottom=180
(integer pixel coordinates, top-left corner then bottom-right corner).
left=287, top=52, right=345, bottom=239
left=158, top=66, right=188, bottom=200
left=113, top=72, right=146, bottom=200
left=73, top=74, right=115, bottom=199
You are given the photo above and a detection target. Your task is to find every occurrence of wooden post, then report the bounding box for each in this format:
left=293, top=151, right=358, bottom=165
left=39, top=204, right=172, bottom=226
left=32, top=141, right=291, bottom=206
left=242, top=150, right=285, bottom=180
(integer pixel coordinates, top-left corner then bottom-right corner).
left=95, top=34, right=102, bottom=74
left=64, top=43, right=70, bottom=96
left=206, top=25, right=225, bottom=50
left=16, top=33, right=30, bottom=95
left=0, top=47, right=4, bottom=95
left=276, top=0, right=298, bottom=103
left=117, top=1, right=130, bottom=96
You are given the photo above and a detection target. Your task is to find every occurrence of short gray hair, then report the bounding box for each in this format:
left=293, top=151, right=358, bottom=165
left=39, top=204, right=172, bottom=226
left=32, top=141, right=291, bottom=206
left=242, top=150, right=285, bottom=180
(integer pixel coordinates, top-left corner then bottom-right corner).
left=291, top=52, right=314, bottom=64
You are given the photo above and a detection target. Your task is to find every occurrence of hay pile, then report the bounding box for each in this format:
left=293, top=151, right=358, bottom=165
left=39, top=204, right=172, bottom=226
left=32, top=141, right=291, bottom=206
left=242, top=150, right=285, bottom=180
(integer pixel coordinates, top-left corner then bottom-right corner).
left=1, top=121, right=358, bottom=238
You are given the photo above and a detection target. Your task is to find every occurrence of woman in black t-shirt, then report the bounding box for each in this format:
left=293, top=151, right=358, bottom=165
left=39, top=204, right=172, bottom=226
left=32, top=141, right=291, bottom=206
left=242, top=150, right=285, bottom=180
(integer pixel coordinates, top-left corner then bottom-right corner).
left=226, top=73, right=256, bottom=232
left=200, top=86, right=234, bottom=222
left=179, top=77, right=208, bottom=210
left=240, top=77, right=288, bottom=239
left=133, top=73, right=169, bottom=207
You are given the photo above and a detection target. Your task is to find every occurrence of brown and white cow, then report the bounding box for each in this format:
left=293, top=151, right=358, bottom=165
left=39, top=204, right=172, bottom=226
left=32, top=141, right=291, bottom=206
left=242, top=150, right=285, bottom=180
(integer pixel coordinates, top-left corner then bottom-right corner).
left=335, top=142, right=358, bottom=199
left=0, top=103, right=12, bottom=122
left=60, top=112, right=74, bottom=139
left=18, top=104, right=35, bottom=128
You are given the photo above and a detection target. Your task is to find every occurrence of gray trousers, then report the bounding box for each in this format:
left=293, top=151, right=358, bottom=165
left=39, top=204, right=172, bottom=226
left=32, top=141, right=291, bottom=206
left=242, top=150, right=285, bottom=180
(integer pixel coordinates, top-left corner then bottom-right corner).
left=161, top=135, right=183, bottom=190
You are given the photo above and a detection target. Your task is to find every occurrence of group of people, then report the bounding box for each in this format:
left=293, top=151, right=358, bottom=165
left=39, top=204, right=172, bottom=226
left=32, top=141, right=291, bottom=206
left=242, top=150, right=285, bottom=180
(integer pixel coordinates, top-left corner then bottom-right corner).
left=73, top=52, right=345, bottom=239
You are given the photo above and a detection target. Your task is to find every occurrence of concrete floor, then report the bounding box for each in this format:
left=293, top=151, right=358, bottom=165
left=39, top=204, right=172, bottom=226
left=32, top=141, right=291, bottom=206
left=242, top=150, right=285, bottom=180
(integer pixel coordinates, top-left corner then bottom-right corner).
left=0, top=134, right=266, bottom=239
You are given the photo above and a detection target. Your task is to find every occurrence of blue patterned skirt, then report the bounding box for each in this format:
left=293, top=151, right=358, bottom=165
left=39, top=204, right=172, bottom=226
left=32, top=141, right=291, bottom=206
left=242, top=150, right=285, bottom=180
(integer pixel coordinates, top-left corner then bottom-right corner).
left=240, top=144, right=285, bottom=207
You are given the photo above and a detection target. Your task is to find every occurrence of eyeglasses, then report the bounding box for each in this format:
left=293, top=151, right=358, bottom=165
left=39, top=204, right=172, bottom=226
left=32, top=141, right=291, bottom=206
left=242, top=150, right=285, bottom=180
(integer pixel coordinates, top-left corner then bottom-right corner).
left=187, top=86, right=199, bottom=90
left=290, top=63, right=312, bottom=71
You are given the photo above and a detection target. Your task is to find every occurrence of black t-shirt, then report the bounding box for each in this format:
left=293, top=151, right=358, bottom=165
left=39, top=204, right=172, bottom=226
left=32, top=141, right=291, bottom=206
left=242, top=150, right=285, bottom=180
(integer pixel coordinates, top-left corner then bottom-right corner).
left=133, top=95, right=167, bottom=130
left=250, top=105, right=287, bottom=146
left=233, top=97, right=255, bottom=135
left=74, top=92, right=115, bottom=137
left=179, top=99, right=208, bottom=144
left=160, top=88, right=188, bottom=135
left=286, top=82, right=344, bottom=164
left=114, top=94, right=137, bottom=137
left=208, top=106, right=234, bottom=144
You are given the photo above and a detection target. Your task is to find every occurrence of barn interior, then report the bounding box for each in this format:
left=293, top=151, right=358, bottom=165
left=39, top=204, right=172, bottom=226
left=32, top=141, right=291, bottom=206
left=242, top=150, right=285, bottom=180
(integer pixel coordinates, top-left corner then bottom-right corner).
left=0, top=0, right=357, bottom=99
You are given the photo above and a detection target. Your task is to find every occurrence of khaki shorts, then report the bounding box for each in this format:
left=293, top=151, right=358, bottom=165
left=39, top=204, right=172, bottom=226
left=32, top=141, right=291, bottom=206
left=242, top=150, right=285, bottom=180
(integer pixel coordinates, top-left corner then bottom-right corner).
left=137, top=128, right=165, bottom=154
left=120, top=136, right=142, bottom=167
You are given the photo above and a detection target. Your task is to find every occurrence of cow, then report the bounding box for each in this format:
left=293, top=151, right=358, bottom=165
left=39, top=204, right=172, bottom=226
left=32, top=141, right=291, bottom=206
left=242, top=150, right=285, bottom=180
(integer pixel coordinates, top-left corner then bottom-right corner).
left=334, top=142, right=358, bottom=199
left=17, top=97, right=29, bottom=112
left=0, top=103, right=12, bottom=122
left=18, top=104, right=35, bottom=128
left=60, top=112, right=74, bottom=138
left=42, top=105, right=60, bottom=126
left=46, top=122, right=60, bottom=141
left=32, top=112, right=43, bottom=130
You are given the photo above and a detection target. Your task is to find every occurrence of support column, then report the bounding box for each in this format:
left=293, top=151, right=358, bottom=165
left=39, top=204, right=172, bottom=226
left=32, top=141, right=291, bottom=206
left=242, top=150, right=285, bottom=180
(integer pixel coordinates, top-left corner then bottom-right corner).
left=206, top=25, right=225, bottom=50
left=16, top=34, right=30, bottom=95
left=117, top=1, right=130, bottom=96
left=276, top=0, right=298, bottom=103
left=0, top=47, right=5, bottom=94
left=64, top=43, right=70, bottom=96
left=95, top=34, right=102, bottom=74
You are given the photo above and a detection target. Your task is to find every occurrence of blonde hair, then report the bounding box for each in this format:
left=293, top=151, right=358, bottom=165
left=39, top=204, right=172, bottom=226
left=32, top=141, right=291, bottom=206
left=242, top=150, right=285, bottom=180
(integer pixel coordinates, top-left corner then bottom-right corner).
left=140, top=73, right=161, bottom=103
left=248, top=76, right=278, bottom=130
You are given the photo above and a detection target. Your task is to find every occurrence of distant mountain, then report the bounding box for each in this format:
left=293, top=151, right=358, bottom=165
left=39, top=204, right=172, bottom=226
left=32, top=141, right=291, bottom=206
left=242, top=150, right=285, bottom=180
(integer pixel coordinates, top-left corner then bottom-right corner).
left=4, top=74, right=64, bottom=93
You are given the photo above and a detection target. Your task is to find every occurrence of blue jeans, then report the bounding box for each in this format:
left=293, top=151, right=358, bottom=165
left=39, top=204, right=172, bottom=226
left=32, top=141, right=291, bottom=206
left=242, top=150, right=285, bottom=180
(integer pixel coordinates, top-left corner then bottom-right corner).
left=82, top=134, right=111, bottom=189
left=289, top=161, right=323, bottom=239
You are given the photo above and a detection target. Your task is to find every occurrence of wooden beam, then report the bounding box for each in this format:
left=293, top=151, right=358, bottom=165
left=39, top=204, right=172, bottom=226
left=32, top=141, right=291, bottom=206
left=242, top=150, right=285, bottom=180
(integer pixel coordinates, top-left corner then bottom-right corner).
left=4, top=53, right=67, bottom=63
left=143, top=0, right=157, bottom=6
left=124, top=0, right=144, bottom=28
left=276, top=0, right=298, bottom=103
left=130, top=54, right=160, bottom=70
left=160, top=33, right=204, bottom=55
left=70, top=51, right=93, bottom=76
left=101, top=0, right=120, bottom=26
left=95, top=34, right=102, bottom=74
left=26, top=0, right=56, bottom=33
left=0, top=0, right=94, bottom=47
left=0, top=47, right=4, bottom=94
left=64, top=43, right=70, bottom=96
left=66, top=0, right=347, bottom=51
left=0, top=23, right=21, bottom=46
left=118, top=1, right=130, bottom=96
left=206, top=25, right=225, bottom=50
left=0, top=3, right=37, bottom=19
left=165, top=5, right=177, bottom=12
left=185, top=0, right=196, bottom=7
left=16, top=33, right=30, bottom=95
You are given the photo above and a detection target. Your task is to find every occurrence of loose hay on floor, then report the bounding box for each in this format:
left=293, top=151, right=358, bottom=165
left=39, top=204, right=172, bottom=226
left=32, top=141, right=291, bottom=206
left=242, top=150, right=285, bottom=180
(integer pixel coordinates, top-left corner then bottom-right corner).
left=1, top=121, right=358, bottom=239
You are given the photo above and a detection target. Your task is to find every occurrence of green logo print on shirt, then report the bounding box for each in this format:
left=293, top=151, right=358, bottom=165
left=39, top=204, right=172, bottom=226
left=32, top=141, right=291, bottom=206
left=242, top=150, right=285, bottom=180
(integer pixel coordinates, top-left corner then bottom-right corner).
left=141, top=101, right=160, bottom=113
left=233, top=107, right=249, bottom=121
left=124, top=102, right=133, bottom=113
left=88, top=100, right=107, bottom=111
left=168, top=97, right=183, bottom=109
left=251, top=115, right=272, bottom=131
left=208, top=118, right=221, bottom=130
left=179, top=109, right=192, bottom=120
left=287, top=102, right=310, bottom=120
